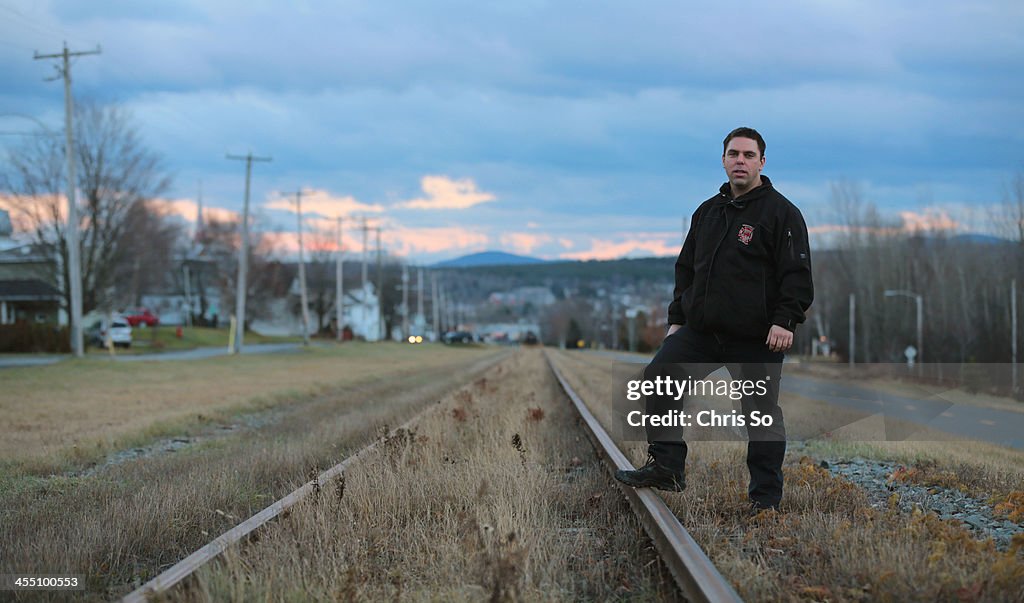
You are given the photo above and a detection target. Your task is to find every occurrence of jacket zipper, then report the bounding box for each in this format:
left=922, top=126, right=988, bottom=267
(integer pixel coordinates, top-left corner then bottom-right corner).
left=704, top=201, right=733, bottom=312
left=787, top=228, right=794, bottom=260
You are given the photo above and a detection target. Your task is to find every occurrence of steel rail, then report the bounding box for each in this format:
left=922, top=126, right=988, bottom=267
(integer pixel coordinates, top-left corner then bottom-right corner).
left=543, top=349, right=743, bottom=603
left=122, top=351, right=510, bottom=603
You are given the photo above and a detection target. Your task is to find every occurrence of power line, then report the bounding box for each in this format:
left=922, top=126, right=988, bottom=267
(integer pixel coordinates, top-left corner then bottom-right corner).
left=1, top=5, right=85, bottom=48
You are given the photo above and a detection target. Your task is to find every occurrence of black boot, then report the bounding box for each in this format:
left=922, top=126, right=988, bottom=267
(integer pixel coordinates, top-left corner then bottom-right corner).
left=614, top=455, right=685, bottom=492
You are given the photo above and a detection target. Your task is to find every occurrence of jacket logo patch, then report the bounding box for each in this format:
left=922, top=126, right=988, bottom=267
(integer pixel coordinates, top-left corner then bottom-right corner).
left=737, top=224, right=755, bottom=245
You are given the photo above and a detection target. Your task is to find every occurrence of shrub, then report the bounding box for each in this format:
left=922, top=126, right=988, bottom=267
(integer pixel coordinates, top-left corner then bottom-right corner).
left=0, top=321, right=70, bottom=353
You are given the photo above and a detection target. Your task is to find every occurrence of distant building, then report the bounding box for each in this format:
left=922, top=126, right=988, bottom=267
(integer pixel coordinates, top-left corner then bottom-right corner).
left=488, top=286, right=556, bottom=307
left=341, top=282, right=382, bottom=341
left=249, top=280, right=383, bottom=342
left=0, top=210, right=61, bottom=324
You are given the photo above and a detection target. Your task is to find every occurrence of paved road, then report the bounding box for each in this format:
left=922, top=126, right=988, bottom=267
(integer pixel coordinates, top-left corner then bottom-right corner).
left=0, top=343, right=307, bottom=369
left=0, top=356, right=66, bottom=368
left=586, top=350, right=1024, bottom=450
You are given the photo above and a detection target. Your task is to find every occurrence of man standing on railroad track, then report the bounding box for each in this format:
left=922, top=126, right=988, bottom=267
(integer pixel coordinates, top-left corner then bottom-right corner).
left=614, top=127, right=814, bottom=513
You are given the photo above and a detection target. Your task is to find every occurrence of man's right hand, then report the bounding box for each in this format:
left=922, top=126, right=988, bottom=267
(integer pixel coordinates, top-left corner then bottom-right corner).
left=666, top=324, right=682, bottom=337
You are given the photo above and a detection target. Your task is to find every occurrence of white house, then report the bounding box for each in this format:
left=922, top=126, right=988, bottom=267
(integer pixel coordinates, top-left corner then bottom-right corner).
left=342, top=282, right=382, bottom=341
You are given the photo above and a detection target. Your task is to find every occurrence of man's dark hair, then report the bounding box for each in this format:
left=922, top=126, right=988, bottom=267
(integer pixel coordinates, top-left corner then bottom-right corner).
left=723, top=127, right=766, bottom=158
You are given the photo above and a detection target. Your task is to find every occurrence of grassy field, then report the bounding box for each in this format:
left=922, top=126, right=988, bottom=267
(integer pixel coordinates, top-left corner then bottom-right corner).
left=190, top=348, right=676, bottom=602
left=550, top=350, right=1024, bottom=602
left=0, top=342, right=506, bottom=600
left=1, top=342, right=483, bottom=475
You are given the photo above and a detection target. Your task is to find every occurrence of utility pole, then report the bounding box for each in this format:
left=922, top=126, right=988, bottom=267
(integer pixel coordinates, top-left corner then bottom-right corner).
left=34, top=42, right=101, bottom=357
left=183, top=265, right=193, bottom=329
left=336, top=216, right=344, bottom=342
left=438, top=284, right=447, bottom=335
left=375, top=226, right=383, bottom=340
left=849, top=293, right=856, bottom=370
left=417, top=267, right=424, bottom=324
left=447, top=286, right=456, bottom=331
left=402, top=263, right=409, bottom=340
left=293, top=189, right=310, bottom=345
left=611, top=300, right=619, bottom=350
left=1013, top=279, right=1018, bottom=394
left=626, top=308, right=638, bottom=352
left=432, top=272, right=440, bottom=341
left=360, top=217, right=369, bottom=295
left=226, top=152, right=272, bottom=354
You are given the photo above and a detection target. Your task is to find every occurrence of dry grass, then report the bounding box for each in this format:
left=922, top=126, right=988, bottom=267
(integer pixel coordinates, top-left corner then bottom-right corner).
left=0, top=347, right=505, bottom=601
left=0, top=342, right=490, bottom=473
left=185, top=349, right=676, bottom=602
left=549, top=350, right=1024, bottom=602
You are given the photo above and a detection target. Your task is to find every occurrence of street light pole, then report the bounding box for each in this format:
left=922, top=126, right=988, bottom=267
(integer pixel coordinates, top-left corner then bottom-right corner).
left=884, top=289, right=923, bottom=376
left=849, top=293, right=855, bottom=370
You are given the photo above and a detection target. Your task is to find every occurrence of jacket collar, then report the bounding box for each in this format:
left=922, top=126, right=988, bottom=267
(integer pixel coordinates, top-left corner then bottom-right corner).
left=717, top=175, right=773, bottom=208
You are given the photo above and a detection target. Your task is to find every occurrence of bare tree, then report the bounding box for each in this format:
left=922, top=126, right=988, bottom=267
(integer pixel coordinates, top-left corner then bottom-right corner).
left=198, top=216, right=284, bottom=330
left=116, top=200, right=185, bottom=307
left=1, top=102, right=172, bottom=320
left=302, top=228, right=337, bottom=334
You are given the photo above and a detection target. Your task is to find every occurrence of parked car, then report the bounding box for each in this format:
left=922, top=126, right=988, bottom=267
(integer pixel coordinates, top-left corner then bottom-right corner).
left=124, top=307, right=159, bottom=328
left=443, top=330, right=475, bottom=344
left=86, top=315, right=133, bottom=348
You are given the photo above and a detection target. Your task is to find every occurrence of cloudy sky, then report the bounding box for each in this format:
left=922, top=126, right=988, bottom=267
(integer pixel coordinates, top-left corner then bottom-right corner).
left=2, top=1, right=1022, bottom=262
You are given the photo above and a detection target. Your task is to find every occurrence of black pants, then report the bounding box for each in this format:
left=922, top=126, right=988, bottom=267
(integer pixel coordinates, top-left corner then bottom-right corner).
left=644, top=326, right=786, bottom=508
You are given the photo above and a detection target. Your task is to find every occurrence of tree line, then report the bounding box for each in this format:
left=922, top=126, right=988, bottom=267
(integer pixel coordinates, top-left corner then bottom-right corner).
left=814, top=179, right=1023, bottom=366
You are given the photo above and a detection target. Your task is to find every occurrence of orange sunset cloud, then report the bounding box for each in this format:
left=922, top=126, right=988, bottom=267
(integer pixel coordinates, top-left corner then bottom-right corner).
left=397, top=175, right=496, bottom=210
left=265, top=188, right=384, bottom=218
left=500, top=232, right=551, bottom=254
left=558, top=235, right=679, bottom=261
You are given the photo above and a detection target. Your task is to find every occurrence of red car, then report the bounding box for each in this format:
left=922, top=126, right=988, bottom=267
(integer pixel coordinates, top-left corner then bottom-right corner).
left=124, top=307, right=159, bottom=328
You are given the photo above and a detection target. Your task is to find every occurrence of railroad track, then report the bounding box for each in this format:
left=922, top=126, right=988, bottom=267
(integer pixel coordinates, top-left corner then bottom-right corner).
left=542, top=349, right=743, bottom=603
left=124, top=348, right=739, bottom=602
left=122, top=351, right=509, bottom=603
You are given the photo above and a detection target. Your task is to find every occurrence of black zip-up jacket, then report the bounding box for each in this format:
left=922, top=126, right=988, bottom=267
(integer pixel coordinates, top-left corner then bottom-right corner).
left=667, top=175, right=814, bottom=340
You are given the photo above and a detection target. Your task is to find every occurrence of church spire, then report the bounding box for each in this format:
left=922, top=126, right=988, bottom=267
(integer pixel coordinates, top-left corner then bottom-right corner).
left=194, top=180, right=204, bottom=241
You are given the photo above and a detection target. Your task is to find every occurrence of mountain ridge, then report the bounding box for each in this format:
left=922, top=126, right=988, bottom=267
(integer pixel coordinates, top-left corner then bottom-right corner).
left=432, top=250, right=548, bottom=268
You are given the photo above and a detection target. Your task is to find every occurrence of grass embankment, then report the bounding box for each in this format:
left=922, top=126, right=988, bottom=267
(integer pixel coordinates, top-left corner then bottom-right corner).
left=189, top=348, right=676, bottom=602
left=551, top=350, right=1024, bottom=602
left=0, top=343, right=505, bottom=601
